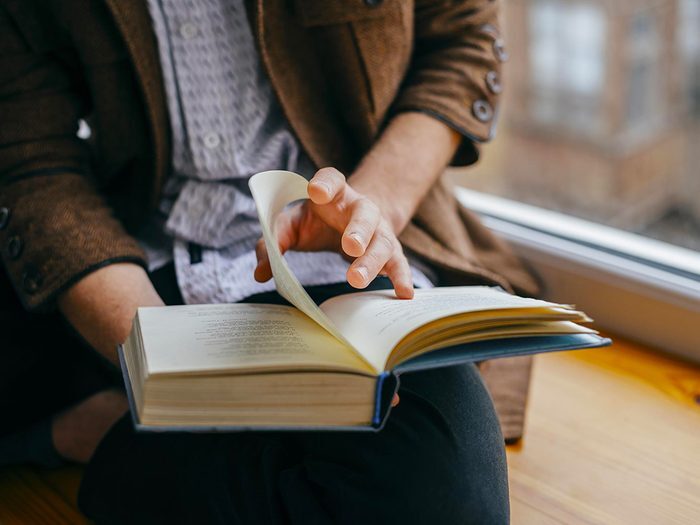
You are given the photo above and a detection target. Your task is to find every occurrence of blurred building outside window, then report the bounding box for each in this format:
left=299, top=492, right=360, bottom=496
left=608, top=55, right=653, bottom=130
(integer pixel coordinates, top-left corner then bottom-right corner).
left=453, top=0, right=700, bottom=253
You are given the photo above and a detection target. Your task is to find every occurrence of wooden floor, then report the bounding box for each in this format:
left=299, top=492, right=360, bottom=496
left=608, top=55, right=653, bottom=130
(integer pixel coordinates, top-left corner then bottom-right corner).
left=0, top=336, right=699, bottom=524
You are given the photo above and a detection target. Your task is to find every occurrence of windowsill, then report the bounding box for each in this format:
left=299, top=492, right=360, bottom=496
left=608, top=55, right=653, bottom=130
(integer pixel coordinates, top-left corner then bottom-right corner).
left=455, top=186, right=700, bottom=363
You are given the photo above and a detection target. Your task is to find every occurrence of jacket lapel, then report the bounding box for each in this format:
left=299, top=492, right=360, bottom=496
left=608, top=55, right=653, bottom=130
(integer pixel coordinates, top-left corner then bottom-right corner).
left=103, top=0, right=169, bottom=206
left=251, top=0, right=356, bottom=172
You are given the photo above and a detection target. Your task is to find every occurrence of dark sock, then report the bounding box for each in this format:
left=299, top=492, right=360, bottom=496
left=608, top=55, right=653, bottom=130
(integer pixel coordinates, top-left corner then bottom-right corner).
left=0, top=417, right=65, bottom=469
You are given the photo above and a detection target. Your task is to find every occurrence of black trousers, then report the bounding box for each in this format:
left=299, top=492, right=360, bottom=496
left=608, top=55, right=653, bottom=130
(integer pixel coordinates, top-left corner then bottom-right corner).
left=18, top=264, right=509, bottom=524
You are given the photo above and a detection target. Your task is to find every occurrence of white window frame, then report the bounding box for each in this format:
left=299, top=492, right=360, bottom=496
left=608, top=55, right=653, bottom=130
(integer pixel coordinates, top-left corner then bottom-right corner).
left=455, top=187, right=700, bottom=363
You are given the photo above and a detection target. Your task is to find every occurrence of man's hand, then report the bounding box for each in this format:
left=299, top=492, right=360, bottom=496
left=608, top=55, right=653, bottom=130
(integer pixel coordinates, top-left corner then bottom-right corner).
left=254, top=167, right=414, bottom=299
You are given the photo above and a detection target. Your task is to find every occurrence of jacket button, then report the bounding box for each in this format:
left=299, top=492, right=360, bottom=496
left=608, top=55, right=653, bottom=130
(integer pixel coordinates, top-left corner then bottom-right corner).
left=365, top=0, right=383, bottom=6
left=472, top=100, right=494, bottom=123
left=0, top=207, right=9, bottom=230
left=493, top=39, right=509, bottom=62
left=486, top=71, right=503, bottom=94
left=6, top=235, right=23, bottom=260
left=479, top=24, right=499, bottom=38
left=22, top=266, right=43, bottom=295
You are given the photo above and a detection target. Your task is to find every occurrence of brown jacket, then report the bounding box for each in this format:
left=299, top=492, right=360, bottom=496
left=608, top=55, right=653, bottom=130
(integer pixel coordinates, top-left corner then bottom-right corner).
left=0, top=0, right=538, bottom=438
left=0, top=0, right=538, bottom=309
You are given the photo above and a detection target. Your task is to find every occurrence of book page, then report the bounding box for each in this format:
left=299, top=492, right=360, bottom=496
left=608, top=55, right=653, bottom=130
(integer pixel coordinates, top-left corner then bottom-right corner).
left=248, top=171, right=376, bottom=373
left=320, top=286, right=568, bottom=372
left=137, top=303, right=374, bottom=375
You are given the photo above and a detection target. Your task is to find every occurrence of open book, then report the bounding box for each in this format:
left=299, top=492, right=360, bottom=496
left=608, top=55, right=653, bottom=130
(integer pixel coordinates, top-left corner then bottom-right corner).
left=120, top=170, right=611, bottom=431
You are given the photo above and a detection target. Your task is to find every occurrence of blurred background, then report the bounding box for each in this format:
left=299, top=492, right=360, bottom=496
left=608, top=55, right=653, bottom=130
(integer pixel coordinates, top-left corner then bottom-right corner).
left=452, top=0, right=700, bottom=252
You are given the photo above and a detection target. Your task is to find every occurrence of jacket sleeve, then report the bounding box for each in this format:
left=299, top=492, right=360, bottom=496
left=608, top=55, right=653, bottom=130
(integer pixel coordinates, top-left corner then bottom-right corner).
left=392, top=0, right=505, bottom=166
left=0, top=6, right=146, bottom=311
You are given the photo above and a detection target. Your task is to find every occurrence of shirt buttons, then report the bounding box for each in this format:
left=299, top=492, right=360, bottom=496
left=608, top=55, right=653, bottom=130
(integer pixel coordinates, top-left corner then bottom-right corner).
left=22, top=265, right=43, bottom=295
left=486, top=71, right=503, bottom=94
left=6, top=235, right=23, bottom=260
left=472, top=100, right=494, bottom=123
left=180, top=22, right=198, bottom=40
left=0, top=207, right=9, bottom=230
left=493, top=39, right=509, bottom=62
left=203, top=132, right=221, bottom=149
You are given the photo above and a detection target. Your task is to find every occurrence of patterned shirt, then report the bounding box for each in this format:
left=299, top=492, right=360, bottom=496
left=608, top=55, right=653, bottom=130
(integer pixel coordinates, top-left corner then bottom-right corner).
left=142, top=0, right=435, bottom=304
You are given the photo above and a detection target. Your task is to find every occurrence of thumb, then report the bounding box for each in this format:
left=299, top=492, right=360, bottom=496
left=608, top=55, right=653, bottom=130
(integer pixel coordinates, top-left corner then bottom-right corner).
left=254, top=208, right=301, bottom=282
left=254, top=238, right=272, bottom=282
left=391, top=393, right=400, bottom=407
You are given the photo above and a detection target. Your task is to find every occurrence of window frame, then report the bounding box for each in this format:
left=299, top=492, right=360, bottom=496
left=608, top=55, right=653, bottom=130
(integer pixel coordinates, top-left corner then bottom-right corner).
left=455, top=186, right=700, bottom=363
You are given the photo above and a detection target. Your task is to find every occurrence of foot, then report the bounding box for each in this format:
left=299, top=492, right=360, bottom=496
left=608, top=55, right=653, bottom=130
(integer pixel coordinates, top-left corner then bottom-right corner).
left=51, top=389, right=128, bottom=464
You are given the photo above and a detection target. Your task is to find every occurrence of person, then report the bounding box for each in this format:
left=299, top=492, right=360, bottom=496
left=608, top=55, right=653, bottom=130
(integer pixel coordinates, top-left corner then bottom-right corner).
left=0, top=0, right=539, bottom=523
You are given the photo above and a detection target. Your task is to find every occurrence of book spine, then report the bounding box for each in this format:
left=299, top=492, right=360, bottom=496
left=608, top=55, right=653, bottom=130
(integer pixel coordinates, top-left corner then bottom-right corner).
left=372, top=372, right=400, bottom=430
left=373, top=372, right=390, bottom=426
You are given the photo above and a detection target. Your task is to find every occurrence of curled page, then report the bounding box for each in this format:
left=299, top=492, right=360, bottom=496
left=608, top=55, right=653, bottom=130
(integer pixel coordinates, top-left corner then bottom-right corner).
left=249, top=170, right=377, bottom=373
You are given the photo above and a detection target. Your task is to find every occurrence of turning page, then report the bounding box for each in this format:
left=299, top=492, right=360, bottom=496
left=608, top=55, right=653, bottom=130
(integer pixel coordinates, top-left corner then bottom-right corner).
left=249, top=170, right=377, bottom=372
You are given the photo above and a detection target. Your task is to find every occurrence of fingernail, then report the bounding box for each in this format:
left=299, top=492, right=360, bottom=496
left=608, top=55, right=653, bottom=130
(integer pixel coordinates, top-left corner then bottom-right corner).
left=355, top=266, right=368, bottom=283
left=349, top=232, right=362, bottom=246
left=313, top=181, right=331, bottom=195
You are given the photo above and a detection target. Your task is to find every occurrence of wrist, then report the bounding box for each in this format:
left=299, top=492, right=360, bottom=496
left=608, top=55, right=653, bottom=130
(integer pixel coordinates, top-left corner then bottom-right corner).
left=58, top=262, right=164, bottom=364
left=347, top=112, right=461, bottom=236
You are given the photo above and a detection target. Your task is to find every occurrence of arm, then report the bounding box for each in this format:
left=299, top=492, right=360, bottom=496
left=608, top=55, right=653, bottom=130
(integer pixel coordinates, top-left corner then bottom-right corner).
left=0, top=7, right=154, bottom=362
left=254, top=0, right=499, bottom=298
left=57, top=264, right=163, bottom=365
left=0, top=7, right=148, bottom=311
left=256, top=0, right=501, bottom=295
left=348, top=112, right=461, bottom=235
left=392, top=0, right=503, bottom=166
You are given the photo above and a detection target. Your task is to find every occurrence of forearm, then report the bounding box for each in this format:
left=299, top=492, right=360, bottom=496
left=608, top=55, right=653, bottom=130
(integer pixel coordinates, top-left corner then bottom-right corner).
left=57, top=263, right=164, bottom=365
left=349, top=112, right=461, bottom=235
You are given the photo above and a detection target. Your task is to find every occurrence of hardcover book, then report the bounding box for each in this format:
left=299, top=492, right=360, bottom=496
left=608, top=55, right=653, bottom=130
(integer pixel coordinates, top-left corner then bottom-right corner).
left=119, top=170, right=611, bottom=431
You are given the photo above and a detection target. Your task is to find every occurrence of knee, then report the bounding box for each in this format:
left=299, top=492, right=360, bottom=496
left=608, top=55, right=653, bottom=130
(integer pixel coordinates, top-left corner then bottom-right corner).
left=385, top=426, right=510, bottom=525
left=299, top=366, right=510, bottom=524
left=384, top=368, right=509, bottom=524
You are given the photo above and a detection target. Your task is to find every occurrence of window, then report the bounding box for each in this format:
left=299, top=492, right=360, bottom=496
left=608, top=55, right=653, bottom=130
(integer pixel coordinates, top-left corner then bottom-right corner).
left=528, top=1, right=607, bottom=134
left=625, top=11, right=661, bottom=128
left=678, top=0, right=700, bottom=114
left=454, top=0, right=700, bottom=359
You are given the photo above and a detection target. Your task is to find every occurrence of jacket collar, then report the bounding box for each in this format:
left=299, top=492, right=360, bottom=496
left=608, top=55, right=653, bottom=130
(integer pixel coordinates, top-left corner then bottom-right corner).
left=251, top=0, right=355, bottom=172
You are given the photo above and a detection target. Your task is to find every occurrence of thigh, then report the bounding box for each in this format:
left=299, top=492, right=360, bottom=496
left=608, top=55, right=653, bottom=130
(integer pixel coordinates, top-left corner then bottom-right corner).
left=284, top=364, right=509, bottom=525
left=79, top=365, right=508, bottom=525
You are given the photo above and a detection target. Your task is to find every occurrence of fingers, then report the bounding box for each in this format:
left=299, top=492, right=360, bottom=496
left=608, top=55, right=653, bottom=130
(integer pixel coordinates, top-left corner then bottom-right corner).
left=391, top=393, right=400, bottom=407
left=307, top=167, right=346, bottom=205
left=254, top=238, right=272, bottom=282
left=341, top=197, right=380, bottom=258
left=347, top=225, right=414, bottom=299
left=260, top=167, right=416, bottom=300
left=383, top=252, right=415, bottom=299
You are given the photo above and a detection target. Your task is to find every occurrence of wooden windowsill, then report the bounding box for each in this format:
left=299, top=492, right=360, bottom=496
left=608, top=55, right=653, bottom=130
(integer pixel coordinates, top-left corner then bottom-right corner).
left=507, top=335, right=700, bottom=524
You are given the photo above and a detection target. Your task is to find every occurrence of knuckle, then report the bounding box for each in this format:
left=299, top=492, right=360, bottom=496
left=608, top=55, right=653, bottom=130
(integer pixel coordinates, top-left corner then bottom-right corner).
left=388, top=252, right=409, bottom=274
left=356, top=196, right=378, bottom=213
left=363, top=248, right=385, bottom=268
left=376, top=232, right=395, bottom=253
